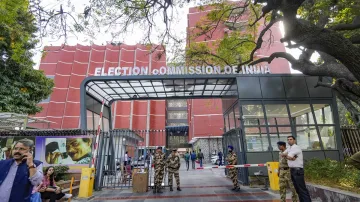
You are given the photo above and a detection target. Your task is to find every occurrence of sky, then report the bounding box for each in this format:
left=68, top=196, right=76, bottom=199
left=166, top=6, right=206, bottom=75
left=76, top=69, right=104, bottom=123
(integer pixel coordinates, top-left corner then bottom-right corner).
left=33, top=0, right=303, bottom=73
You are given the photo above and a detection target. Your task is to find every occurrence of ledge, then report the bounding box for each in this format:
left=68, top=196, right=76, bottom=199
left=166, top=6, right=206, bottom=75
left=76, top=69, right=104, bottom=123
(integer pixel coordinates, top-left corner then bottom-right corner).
left=307, top=183, right=360, bottom=201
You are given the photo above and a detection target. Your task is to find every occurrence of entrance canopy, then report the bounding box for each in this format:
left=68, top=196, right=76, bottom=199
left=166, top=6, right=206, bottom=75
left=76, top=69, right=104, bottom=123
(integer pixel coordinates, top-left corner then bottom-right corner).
left=82, top=75, right=238, bottom=105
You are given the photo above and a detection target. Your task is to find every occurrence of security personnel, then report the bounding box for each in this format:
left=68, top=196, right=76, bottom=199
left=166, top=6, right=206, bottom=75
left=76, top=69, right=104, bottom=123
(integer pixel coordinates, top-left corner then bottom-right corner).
left=277, top=141, right=298, bottom=202
left=225, top=145, right=240, bottom=191
left=153, top=146, right=166, bottom=193
left=167, top=149, right=182, bottom=191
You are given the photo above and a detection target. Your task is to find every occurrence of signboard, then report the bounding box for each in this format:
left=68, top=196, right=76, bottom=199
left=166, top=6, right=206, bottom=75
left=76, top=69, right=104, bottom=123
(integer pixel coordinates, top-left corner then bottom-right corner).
left=94, top=65, right=271, bottom=76
left=0, top=136, right=92, bottom=167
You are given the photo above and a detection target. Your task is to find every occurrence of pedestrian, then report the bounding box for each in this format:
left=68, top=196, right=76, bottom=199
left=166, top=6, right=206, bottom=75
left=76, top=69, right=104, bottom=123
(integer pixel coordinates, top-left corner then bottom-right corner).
left=184, top=151, right=190, bottom=171
left=153, top=146, right=165, bottom=193
left=277, top=141, right=298, bottom=202
left=0, top=138, right=43, bottom=202
left=198, top=149, right=204, bottom=167
left=167, top=149, right=182, bottom=191
left=218, top=151, right=223, bottom=166
left=191, top=151, right=196, bottom=169
left=282, top=136, right=311, bottom=202
left=38, top=166, right=72, bottom=202
left=124, top=151, right=129, bottom=166
left=225, top=145, right=240, bottom=191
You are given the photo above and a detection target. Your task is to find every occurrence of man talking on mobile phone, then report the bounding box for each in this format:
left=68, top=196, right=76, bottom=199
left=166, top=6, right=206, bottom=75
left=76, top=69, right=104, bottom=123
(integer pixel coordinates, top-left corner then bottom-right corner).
left=0, top=138, right=43, bottom=202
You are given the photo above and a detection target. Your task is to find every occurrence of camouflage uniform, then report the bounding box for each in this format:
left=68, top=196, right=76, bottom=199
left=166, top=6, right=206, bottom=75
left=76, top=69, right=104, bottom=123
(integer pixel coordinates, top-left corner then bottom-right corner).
left=279, top=150, right=298, bottom=202
left=153, top=151, right=166, bottom=192
left=226, top=152, right=240, bottom=189
left=167, top=153, right=181, bottom=189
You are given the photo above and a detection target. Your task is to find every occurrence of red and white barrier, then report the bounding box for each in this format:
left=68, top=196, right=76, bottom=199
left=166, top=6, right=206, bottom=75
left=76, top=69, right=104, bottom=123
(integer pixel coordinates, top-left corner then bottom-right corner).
left=196, top=163, right=266, bottom=170
left=91, top=99, right=105, bottom=168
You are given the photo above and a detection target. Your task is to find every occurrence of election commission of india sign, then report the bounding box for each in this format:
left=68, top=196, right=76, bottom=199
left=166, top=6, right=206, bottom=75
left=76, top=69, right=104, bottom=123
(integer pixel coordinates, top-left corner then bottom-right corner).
left=94, top=65, right=271, bottom=76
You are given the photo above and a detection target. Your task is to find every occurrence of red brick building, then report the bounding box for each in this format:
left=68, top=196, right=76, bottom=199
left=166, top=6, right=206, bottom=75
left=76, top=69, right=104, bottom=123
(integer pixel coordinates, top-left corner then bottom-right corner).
left=186, top=4, right=291, bottom=141
left=35, top=3, right=291, bottom=148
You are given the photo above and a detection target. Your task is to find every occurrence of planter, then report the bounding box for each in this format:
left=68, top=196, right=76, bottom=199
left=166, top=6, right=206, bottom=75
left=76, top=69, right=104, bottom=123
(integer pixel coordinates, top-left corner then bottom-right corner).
left=307, top=183, right=360, bottom=202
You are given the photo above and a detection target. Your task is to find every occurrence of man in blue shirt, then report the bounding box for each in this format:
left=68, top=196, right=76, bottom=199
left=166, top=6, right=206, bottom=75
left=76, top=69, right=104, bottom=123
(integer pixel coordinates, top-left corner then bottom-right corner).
left=190, top=151, right=196, bottom=169
left=0, top=138, right=43, bottom=202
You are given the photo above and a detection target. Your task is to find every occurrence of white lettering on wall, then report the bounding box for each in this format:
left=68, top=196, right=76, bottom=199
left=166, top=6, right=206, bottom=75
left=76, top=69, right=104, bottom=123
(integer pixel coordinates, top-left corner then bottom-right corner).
left=93, top=65, right=272, bottom=76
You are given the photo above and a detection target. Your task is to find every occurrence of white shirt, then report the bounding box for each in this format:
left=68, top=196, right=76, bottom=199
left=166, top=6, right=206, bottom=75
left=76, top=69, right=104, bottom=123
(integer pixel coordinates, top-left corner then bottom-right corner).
left=124, top=154, right=128, bottom=162
left=286, top=144, right=304, bottom=168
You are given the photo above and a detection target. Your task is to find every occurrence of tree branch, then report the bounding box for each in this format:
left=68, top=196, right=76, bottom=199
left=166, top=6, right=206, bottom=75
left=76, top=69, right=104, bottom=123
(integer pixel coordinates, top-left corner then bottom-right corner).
left=250, top=52, right=357, bottom=81
left=330, top=16, right=360, bottom=31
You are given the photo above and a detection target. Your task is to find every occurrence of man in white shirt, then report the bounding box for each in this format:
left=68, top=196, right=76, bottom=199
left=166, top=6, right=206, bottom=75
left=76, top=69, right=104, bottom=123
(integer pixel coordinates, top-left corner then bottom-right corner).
left=282, top=136, right=311, bottom=202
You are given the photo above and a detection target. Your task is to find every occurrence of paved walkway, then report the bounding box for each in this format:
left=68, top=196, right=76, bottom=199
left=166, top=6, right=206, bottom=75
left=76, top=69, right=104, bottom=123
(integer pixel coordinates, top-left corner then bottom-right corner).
left=81, top=161, right=292, bottom=202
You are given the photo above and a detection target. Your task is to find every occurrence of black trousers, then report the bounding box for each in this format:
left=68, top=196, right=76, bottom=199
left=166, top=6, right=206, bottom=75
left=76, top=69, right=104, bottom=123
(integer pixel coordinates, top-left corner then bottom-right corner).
left=41, top=191, right=65, bottom=202
left=185, top=160, right=189, bottom=170
left=290, top=168, right=312, bottom=202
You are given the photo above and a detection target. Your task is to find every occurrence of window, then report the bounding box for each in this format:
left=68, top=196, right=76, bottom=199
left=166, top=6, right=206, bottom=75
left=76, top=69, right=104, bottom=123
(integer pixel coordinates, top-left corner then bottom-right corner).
left=168, top=100, right=187, bottom=107
left=264, top=104, right=290, bottom=125
left=168, top=111, right=187, bottom=119
left=289, top=103, right=336, bottom=150
left=242, top=105, right=265, bottom=126
left=245, top=127, right=269, bottom=152
left=269, top=127, right=291, bottom=151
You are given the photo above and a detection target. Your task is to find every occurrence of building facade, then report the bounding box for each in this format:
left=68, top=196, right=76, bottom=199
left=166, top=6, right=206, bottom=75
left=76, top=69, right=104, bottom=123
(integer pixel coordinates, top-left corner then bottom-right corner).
left=35, top=2, right=292, bottom=148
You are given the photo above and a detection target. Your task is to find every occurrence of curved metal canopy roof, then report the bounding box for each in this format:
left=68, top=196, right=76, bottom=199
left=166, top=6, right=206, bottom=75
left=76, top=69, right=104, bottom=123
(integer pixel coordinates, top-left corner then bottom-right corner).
left=81, top=75, right=238, bottom=105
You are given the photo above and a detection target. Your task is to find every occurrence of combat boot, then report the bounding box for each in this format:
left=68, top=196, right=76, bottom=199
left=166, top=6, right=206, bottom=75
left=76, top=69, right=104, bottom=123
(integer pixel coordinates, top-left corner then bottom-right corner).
left=170, top=187, right=173, bottom=191
left=153, top=187, right=157, bottom=193
left=177, top=187, right=182, bottom=191
left=157, top=186, right=163, bottom=193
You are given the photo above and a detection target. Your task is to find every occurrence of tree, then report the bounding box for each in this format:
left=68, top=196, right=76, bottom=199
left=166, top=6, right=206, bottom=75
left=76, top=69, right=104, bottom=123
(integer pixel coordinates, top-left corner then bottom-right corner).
left=31, top=0, right=360, bottom=124
left=0, top=0, right=53, bottom=115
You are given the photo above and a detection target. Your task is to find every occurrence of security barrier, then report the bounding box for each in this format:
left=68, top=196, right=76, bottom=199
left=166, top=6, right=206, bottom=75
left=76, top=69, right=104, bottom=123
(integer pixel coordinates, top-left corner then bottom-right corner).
left=267, top=162, right=280, bottom=191
left=78, top=168, right=95, bottom=198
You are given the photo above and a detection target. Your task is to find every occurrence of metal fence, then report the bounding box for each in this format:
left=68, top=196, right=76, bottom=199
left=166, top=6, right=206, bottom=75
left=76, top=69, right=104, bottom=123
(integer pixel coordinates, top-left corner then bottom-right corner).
left=222, top=128, right=249, bottom=185
left=341, top=127, right=360, bottom=157
left=95, top=129, right=169, bottom=190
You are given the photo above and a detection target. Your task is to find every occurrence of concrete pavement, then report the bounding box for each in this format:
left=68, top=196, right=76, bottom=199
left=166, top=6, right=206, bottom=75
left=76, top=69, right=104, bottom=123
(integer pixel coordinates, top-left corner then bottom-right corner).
left=76, top=161, right=294, bottom=202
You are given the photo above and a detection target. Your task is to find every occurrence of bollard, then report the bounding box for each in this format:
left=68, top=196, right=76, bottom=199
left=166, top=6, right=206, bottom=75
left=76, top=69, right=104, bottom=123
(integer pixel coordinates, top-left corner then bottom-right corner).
left=78, top=168, right=95, bottom=198
left=266, top=162, right=280, bottom=191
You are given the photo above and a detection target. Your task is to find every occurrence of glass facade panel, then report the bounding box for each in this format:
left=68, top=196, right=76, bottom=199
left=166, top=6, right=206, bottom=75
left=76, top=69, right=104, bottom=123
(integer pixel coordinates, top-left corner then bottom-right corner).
left=319, top=126, right=336, bottom=149
left=242, top=105, right=265, bottom=126
left=269, top=127, right=291, bottom=151
left=234, top=103, right=241, bottom=127
left=296, top=126, right=321, bottom=150
left=229, top=110, right=236, bottom=130
left=324, top=106, right=334, bottom=124
left=245, top=127, right=269, bottom=152
left=289, top=104, right=311, bottom=123
left=264, top=104, right=290, bottom=125
left=224, top=115, right=229, bottom=132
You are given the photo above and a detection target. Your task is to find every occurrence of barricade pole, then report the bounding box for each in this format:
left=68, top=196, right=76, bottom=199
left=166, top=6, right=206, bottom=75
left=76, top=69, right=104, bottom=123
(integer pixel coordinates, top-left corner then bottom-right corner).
left=91, top=99, right=105, bottom=168
left=196, top=163, right=266, bottom=170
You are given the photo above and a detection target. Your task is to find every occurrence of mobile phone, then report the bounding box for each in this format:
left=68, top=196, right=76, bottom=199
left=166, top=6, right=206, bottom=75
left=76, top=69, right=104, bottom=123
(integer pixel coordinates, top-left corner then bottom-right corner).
left=21, top=154, right=28, bottom=161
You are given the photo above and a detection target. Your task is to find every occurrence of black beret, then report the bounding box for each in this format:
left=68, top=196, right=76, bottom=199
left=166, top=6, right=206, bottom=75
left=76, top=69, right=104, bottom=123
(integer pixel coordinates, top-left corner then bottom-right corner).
left=157, top=146, right=162, bottom=150
left=277, top=141, right=286, bottom=146
left=172, top=149, right=177, bottom=152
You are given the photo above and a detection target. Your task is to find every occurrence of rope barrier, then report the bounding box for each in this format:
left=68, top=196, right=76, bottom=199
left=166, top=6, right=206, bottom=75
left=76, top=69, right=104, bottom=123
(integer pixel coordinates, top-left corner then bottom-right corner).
left=196, top=163, right=266, bottom=170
